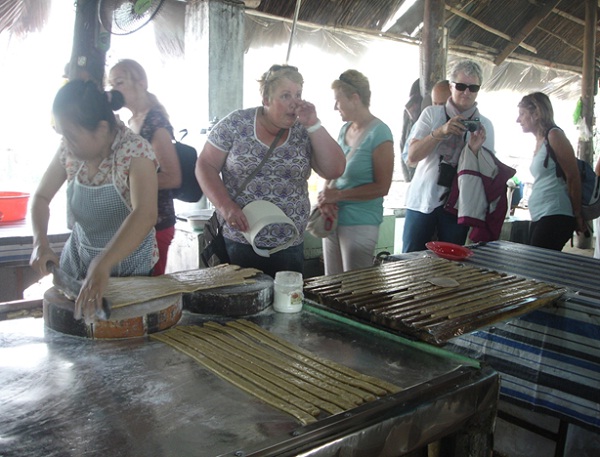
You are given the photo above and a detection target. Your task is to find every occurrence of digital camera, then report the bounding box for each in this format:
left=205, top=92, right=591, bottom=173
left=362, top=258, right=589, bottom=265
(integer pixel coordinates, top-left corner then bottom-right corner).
left=460, top=118, right=480, bottom=132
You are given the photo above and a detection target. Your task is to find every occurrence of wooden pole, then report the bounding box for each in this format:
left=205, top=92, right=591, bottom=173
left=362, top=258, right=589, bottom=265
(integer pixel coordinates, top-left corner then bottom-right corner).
left=286, top=0, right=302, bottom=64
left=68, top=0, right=109, bottom=86
left=576, top=0, right=597, bottom=249
left=420, top=0, right=446, bottom=108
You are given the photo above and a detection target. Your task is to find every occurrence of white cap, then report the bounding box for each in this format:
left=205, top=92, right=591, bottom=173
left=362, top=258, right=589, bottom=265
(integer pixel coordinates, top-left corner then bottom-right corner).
left=241, top=200, right=299, bottom=257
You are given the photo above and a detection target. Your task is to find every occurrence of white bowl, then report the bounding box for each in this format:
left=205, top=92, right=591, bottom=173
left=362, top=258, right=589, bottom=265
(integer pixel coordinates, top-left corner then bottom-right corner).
left=180, top=209, right=214, bottom=231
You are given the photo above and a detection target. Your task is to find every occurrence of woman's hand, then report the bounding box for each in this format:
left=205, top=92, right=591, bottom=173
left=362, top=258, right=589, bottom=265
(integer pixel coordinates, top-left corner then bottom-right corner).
left=74, top=259, right=110, bottom=323
left=435, top=115, right=471, bottom=138
left=575, top=215, right=587, bottom=235
left=30, top=244, right=59, bottom=276
left=318, top=187, right=342, bottom=205
left=295, top=100, right=319, bottom=128
left=468, top=124, right=486, bottom=154
left=409, top=115, right=471, bottom=165
left=318, top=202, right=338, bottom=220
left=222, top=202, right=248, bottom=232
left=30, top=244, right=60, bottom=276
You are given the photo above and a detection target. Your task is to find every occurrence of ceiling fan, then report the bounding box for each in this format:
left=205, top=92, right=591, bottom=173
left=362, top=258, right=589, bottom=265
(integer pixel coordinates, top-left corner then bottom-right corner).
left=98, top=0, right=166, bottom=36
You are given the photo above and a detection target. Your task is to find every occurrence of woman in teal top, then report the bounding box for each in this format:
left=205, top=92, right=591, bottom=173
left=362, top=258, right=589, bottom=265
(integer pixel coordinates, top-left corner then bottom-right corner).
left=517, top=92, right=584, bottom=250
left=318, top=70, right=394, bottom=274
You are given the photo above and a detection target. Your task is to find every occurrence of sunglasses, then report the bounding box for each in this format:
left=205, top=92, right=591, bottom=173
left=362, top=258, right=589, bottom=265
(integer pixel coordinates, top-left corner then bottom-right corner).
left=452, top=82, right=481, bottom=93
left=266, top=64, right=299, bottom=80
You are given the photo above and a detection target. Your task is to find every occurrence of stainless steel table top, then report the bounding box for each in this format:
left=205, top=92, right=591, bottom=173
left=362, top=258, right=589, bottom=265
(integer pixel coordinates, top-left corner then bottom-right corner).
left=0, top=306, right=498, bottom=457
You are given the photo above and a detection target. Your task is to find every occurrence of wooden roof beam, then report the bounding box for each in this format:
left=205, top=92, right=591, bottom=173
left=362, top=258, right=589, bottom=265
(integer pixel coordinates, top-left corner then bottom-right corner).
left=552, top=7, right=600, bottom=32
left=445, top=5, right=537, bottom=54
left=493, top=0, right=562, bottom=65
left=537, top=26, right=583, bottom=54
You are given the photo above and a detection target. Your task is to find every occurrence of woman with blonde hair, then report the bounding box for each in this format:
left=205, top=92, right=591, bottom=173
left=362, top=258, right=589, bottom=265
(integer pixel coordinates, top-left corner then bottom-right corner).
left=517, top=92, right=584, bottom=250
left=196, top=64, right=345, bottom=277
left=108, top=59, right=181, bottom=275
left=317, top=69, right=394, bottom=274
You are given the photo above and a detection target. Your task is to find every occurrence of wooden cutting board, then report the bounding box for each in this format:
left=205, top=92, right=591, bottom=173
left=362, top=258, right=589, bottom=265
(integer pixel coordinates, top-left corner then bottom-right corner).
left=43, top=286, right=182, bottom=339
left=43, top=265, right=269, bottom=338
left=183, top=273, right=273, bottom=316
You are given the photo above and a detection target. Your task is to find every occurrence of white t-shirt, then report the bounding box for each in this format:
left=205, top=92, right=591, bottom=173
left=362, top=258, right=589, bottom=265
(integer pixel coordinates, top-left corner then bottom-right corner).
left=405, top=105, right=495, bottom=214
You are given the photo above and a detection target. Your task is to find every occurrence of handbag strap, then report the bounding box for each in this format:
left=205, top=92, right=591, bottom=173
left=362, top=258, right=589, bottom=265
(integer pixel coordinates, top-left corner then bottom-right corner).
left=233, top=128, right=286, bottom=199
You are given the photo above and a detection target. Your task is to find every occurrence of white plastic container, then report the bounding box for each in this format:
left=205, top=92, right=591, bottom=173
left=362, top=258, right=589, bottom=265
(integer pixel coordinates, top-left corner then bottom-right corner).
left=273, top=271, right=304, bottom=313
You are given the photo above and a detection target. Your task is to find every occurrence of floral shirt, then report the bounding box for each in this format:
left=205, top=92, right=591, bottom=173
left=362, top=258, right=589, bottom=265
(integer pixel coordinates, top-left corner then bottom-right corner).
left=60, top=122, right=158, bottom=208
left=60, top=122, right=159, bottom=265
left=139, top=108, right=176, bottom=231
left=208, top=107, right=312, bottom=247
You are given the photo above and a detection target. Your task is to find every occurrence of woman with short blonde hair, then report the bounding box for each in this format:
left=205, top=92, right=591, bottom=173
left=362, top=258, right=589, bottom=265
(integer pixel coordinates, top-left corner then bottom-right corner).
left=196, top=64, right=345, bottom=277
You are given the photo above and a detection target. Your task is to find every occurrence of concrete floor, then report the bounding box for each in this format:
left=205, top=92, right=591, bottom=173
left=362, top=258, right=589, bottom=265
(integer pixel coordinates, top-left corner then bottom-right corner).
left=561, top=241, right=595, bottom=257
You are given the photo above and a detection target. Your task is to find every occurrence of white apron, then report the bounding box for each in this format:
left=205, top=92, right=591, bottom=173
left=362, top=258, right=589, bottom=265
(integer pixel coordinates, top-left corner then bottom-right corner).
left=61, top=160, right=155, bottom=279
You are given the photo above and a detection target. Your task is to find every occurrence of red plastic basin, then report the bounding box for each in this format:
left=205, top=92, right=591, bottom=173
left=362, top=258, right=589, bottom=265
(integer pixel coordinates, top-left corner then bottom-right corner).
left=0, top=191, right=30, bottom=222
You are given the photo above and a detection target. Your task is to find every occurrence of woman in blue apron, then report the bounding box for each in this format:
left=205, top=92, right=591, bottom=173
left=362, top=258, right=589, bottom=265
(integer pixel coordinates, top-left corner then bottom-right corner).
left=30, top=80, right=159, bottom=322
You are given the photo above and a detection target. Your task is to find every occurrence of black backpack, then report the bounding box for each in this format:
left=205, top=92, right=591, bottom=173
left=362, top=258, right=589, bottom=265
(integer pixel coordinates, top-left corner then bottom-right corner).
left=543, top=127, right=600, bottom=221
left=172, top=129, right=203, bottom=203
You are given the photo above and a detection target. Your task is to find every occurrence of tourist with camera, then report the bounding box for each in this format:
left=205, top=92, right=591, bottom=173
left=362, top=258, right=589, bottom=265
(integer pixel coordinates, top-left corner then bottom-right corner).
left=402, top=59, right=495, bottom=253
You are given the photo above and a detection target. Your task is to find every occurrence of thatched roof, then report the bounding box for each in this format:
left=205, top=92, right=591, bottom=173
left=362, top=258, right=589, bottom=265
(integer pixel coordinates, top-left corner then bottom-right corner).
left=0, top=0, right=51, bottom=36
left=254, top=0, right=600, bottom=75
left=1, top=0, right=598, bottom=75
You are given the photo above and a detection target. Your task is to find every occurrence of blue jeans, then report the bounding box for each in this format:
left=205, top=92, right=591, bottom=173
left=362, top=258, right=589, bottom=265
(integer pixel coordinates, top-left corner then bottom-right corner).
left=402, top=207, right=469, bottom=253
left=224, top=238, right=305, bottom=278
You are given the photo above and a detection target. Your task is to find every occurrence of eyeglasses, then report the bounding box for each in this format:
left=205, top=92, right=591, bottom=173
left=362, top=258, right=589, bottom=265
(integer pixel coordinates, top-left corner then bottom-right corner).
left=265, top=64, right=299, bottom=81
left=452, top=82, right=481, bottom=93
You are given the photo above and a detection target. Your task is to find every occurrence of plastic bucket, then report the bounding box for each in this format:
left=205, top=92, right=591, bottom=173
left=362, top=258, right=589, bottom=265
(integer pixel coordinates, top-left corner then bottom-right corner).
left=0, top=192, right=30, bottom=222
left=273, top=271, right=303, bottom=313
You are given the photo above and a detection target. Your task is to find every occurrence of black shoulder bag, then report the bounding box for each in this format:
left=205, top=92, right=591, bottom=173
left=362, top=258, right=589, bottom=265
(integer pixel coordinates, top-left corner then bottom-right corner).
left=201, top=128, right=286, bottom=267
left=172, top=129, right=203, bottom=203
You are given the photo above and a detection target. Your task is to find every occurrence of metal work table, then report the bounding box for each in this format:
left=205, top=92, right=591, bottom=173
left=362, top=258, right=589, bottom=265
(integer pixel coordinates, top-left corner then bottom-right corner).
left=0, top=305, right=498, bottom=457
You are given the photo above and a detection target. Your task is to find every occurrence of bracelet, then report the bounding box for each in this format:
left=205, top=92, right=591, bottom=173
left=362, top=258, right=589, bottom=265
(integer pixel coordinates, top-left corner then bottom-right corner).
left=306, top=120, right=322, bottom=134
left=430, top=131, right=446, bottom=140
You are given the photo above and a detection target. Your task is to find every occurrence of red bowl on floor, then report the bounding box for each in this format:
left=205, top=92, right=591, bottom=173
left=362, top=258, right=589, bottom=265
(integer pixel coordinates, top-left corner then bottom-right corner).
left=0, top=191, right=30, bottom=222
left=426, top=241, right=473, bottom=261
